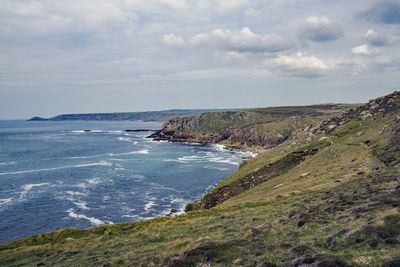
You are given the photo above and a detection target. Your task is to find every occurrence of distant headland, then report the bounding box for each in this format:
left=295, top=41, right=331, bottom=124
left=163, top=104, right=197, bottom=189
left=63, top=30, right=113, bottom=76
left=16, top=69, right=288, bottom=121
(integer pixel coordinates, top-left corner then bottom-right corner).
left=28, top=109, right=234, bottom=122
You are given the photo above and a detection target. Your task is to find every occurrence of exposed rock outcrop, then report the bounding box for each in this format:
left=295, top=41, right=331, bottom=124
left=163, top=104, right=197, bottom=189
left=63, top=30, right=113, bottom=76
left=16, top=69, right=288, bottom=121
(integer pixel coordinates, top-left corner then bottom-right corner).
left=311, top=91, right=400, bottom=134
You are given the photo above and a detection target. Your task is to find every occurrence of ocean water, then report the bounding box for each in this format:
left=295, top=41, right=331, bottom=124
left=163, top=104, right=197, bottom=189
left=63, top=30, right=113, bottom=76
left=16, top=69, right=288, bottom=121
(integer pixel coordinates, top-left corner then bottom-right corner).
left=0, top=120, right=253, bottom=243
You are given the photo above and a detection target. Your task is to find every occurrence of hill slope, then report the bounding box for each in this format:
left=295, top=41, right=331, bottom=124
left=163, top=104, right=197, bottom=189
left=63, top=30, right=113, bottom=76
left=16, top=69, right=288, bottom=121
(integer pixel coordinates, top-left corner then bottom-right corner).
left=2, top=92, right=400, bottom=266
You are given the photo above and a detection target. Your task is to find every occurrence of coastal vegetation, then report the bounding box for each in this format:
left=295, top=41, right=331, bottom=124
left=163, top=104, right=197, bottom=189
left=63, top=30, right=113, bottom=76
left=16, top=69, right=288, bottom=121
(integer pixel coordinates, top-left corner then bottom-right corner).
left=2, top=91, right=400, bottom=266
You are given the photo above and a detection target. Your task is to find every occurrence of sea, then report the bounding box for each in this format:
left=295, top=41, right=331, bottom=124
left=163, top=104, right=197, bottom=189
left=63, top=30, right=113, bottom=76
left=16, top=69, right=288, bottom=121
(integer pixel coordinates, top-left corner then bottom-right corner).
left=0, top=120, right=253, bottom=243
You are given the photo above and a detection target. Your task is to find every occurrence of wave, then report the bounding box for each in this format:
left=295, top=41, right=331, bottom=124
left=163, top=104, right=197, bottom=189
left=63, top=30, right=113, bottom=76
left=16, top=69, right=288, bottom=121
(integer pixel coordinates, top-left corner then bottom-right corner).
left=67, top=148, right=150, bottom=159
left=66, top=154, right=103, bottom=159
left=144, top=201, right=156, bottom=213
left=164, top=153, right=240, bottom=166
left=108, top=149, right=149, bottom=156
left=20, top=183, right=50, bottom=198
left=210, top=144, right=257, bottom=158
left=74, top=177, right=102, bottom=189
left=204, top=166, right=229, bottom=171
left=0, top=161, right=17, bottom=166
left=66, top=191, right=87, bottom=197
left=69, top=130, right=124, bottom=134
left=67, top=208, right=109, bottom=225
left=72, top=200, right=90, bottom=210
left=212, top=144, right=227, bottom=151
left=87, top=177, right=101, bottom=185
left=0, top=161, right=112, bottom=176
left=117, top=137, right=139, bottom=145
left=63, top=194, right=90, bottom=210
left=121, top=214, right=141, bottom=219
left=0, top=198, right=13, bottom=206
left=207, top=156, right=240, bottom=165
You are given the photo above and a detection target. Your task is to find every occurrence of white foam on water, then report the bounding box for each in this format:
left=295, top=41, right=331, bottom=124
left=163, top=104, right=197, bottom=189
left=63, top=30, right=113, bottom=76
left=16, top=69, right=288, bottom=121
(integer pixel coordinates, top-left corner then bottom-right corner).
left=144, top=201, right=156, bottom=213
left=0, top=161, right=17, bottom=166
left=165, top=153, right=240, bottom=166
left=87, top=177, right=101, bottom=185
left=108, top=149, right=149, bottom=156
left=0, top=161, right=112, bottom=176
left=121, top=214, right=141, bottom=218
left=64, top=194, right=91, bottom=210
left=117, top=137, right=139, bottom=145
left=170, top=197, right=187, bottom=205
left=132, top=174, right=145, bottom=180
left=204, top=166, right=229, bottom=171
left=0, top=198, right=13, bottom=206
left=20, top=183, right=50, bottom=198
left=66, top=191, right=87, bottom=197
left=73, top=200, right=90, bottom=210
left=206, top=156, right=240, bottom=166
left=146, top=138, right=169, bottom=143
left=75, top=177, right=102, bottom=189
left=67, top=208, right=106, bottom=225
left=212, top=144, right=227, bottom=151
left=70, top=130, right=125, bottom=134
left=182, top=142, right=202, bottom=146
left=66, top=154, right=103, bottom=159
left=97, top=130, right=127, bottom=134
left=177, top=155, right=204, bottom=161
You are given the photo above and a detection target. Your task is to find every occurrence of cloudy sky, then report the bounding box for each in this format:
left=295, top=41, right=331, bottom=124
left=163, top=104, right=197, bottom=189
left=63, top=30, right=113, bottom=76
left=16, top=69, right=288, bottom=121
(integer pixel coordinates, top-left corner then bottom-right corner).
left=1, top=0, right=400, bottom=119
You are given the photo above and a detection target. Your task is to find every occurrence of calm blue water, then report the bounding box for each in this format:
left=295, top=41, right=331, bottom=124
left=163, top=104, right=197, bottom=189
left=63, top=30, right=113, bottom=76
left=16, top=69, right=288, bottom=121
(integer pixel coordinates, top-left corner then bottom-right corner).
left=0, top=120, right=252, bottom=243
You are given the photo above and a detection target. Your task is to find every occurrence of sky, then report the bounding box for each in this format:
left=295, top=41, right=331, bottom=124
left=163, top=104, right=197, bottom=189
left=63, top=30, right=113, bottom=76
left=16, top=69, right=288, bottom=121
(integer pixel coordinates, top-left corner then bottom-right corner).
left=0, top=0, right=400, bottom=119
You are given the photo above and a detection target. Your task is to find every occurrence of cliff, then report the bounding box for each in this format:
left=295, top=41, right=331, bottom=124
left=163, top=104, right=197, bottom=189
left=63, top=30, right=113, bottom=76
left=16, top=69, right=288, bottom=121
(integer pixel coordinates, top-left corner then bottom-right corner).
left=149, top=105, right=350, bottom=149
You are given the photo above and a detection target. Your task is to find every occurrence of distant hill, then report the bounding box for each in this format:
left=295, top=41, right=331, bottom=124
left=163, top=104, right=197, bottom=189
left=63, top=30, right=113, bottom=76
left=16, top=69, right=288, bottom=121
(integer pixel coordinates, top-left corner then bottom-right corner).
left=28, top=109, right=234, bottom=122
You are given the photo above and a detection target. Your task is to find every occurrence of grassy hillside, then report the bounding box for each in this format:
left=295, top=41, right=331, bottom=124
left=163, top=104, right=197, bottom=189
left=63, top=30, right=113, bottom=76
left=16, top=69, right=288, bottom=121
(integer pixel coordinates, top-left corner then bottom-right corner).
left=2, top=92, right=400, bottom=266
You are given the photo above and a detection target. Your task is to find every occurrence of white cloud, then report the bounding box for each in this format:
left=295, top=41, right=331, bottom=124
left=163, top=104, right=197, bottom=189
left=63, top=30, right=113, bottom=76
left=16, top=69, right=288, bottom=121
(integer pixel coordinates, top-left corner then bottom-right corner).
left=352, top=44, right=381, bottom=55
left=180, top=27, right=290, bottom=53
left=189, top=33, right=211, bottom=46
left=300, top=16, right=343, bottom=42
left=270, top=52, right=331, bottom=78
left=0, top=0, right=189, bottom=35
left=162, top=33, right=185, bottom=47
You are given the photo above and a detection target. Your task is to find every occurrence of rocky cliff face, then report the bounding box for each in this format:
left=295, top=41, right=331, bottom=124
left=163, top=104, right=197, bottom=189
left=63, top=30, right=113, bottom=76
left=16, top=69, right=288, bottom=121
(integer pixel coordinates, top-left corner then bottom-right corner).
left=149, top=106, right=346, bottom=149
